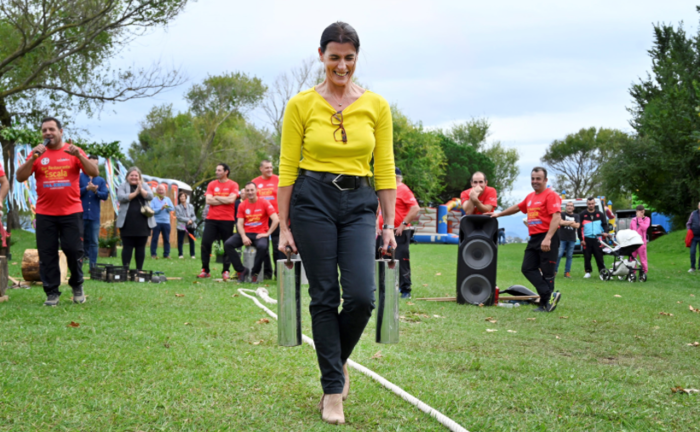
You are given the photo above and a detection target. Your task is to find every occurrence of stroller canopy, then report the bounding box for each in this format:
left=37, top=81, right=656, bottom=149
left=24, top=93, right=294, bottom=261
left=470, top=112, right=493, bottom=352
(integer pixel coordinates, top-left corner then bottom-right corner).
left=616, top=229, right=644, bottom=248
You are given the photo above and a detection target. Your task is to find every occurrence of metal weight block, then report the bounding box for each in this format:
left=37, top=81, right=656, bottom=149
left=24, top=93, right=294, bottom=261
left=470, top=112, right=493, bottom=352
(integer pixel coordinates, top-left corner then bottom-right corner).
left=376, top=247, right=399, bottom=344
left=277, top=247, right=302, bottom=347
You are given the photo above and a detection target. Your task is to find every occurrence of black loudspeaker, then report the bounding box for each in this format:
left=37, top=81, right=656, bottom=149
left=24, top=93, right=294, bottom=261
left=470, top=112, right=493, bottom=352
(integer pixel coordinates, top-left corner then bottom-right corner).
left=457, top=215, right=499, bottom=305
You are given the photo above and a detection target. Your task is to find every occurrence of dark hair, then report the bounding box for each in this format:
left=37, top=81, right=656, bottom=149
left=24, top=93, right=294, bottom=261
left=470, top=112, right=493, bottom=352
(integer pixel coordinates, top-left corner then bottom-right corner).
left=587, top=197, right=595, bottom=202
left=245, top=182, right=257, bottom=188
left=259, top=159, right=272, bottom=167
left=320, top=22, right=360, bottom=54
left=217, top=163, right=230, bottom=176
left=41, top=117, right=62, bottom=129
left=636, top=205, right=645, bottom=211
left=88, top=154, right=99, bottom=161
left=471, top=171, right=487, bottom=182
left=531, top=166, right=548, bottom=178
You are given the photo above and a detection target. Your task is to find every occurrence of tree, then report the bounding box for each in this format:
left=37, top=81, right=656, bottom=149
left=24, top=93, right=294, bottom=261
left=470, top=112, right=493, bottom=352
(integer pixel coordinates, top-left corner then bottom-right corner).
left=542, top=127, right=633, bottom=198
left=391, top=106, right=445, bottom=204
left=442, top=119, right=519, bottom=207
left=435, top=132, right=495, bottom=203
left=602, top=8, right=700, bottom=223
left=0, top=0, right=188, bottom=227
left=129, top=72, right=270, bottom=216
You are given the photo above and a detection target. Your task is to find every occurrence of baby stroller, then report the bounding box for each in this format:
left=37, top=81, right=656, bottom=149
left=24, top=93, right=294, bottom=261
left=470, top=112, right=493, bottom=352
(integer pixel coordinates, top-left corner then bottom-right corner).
left=598, top=229, right=647, bottom=282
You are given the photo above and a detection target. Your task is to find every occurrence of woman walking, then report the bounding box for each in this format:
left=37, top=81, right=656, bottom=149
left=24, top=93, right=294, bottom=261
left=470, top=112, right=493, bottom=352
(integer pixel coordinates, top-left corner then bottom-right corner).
left=117, top=167, right=155, bottom=270
left=630, top=205, right=650, bottom=276
left=175, top=192, right=197, bottom=259
left=278, top=22, right=396, bottom=425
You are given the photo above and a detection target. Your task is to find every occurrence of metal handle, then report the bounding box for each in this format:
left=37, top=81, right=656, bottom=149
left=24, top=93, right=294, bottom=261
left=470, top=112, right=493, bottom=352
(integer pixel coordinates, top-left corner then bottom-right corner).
left=285, top=246, right=294, bottom=269
left=378, top=246, right=396, bottom=269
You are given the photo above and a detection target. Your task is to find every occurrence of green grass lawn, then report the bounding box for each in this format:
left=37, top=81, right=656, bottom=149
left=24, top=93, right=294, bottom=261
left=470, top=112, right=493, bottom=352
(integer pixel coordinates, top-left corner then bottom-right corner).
left=1, top=230, right=698, bottom=431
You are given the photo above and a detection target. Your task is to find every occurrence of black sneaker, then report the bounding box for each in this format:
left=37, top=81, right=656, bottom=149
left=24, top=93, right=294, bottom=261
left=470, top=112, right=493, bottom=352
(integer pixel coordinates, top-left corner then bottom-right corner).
left=400, top=292, right=411, bottom=299
left=546, top=291, right=562, bottom=312
left=533, top=306, right=546, bottom=312
left=72, top=286, right=86, bottom=304
left=44, top=294, right=60, bottom=306
left=238, top=268, right=250, bottom=283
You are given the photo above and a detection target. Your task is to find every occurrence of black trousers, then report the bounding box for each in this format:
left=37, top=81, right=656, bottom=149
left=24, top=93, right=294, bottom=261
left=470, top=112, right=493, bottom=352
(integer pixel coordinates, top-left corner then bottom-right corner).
left=521, top=232, right=559, bottom=306
left=395, top=229, right=412, bottom=293
left=290, top=175, right=378, bottom=394
left=201, top=220, right=234, bottom=273
left=262, top=224, right=282, bottom=278
left=224, top=233, right=269, bottom=275
left=583, top=237, right=606, bottom=273
left=36, top=213, right=84, bottom=296
left=121, top=236, right=148, bottom=270
left=177, top=229, right=195, bottom=257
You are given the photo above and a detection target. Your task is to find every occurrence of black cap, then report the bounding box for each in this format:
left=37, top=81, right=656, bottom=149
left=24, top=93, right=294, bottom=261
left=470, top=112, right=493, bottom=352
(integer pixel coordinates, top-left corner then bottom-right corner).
left=395, top=168, right=402, bottom=175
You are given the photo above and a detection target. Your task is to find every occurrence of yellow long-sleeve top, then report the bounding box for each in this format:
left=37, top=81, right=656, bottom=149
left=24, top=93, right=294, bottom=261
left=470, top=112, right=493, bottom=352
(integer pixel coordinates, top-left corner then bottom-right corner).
left=279, top=87, right=396, bottom=190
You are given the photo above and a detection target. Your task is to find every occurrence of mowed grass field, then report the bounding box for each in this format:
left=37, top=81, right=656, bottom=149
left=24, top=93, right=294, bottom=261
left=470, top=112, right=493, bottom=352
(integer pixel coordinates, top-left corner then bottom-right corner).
left=1, top=229, right=699, bottom=431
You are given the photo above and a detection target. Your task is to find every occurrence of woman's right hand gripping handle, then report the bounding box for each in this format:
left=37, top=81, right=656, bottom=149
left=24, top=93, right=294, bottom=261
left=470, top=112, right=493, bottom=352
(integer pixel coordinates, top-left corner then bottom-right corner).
left=279, top=227, right=298, bottom=255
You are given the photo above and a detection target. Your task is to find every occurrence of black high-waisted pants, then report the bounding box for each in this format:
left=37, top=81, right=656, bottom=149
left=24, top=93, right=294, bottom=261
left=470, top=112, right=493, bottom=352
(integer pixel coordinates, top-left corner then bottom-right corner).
left=290, top=175, right=378, bottom=394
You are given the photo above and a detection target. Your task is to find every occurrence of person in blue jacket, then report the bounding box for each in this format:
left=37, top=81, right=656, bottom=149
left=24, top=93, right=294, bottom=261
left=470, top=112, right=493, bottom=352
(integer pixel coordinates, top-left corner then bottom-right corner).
left=79, top=155, right=109, bottom=270
left=150, top=184, right=174, bottom=259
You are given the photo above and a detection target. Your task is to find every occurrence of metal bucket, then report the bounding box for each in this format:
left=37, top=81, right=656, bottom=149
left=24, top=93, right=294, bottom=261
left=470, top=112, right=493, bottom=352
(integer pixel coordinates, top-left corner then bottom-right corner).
left=243, top=247, right=264, bottom=282
left=376, top=247, right=399, bottom=344
left=277, top=247, right=302, bottom=347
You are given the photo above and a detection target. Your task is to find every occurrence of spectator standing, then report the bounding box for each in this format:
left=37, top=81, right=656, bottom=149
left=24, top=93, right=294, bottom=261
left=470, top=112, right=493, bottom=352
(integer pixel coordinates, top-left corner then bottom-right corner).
left=461, top=171, right=498, bottom=215
left=198, top=163, right=238, bottom=280
left=686, top=201, right=700, bottom=273
left=15, top=117, right=99, bottom=306
left=79, top=155, right=109, bottom=270
left=150, top=184, right=174, bottom=259
left=630, top=205, right=650, bottom=275
left=251, top=159, right=280, bottom=279
left=556, top=201, right=580, bottom=278
left=491, top=167, right=562, bottom=312
left=224, top=183, right=279, bottom=282
left=580, top=197, right=609, bottom=279
left=175, top=192, right=196, bottom=259
left=0, top=164, right=10, bottom=213
left=498, top=228, right=506, bottom=245
left=116, top=167, right=155, bottom=271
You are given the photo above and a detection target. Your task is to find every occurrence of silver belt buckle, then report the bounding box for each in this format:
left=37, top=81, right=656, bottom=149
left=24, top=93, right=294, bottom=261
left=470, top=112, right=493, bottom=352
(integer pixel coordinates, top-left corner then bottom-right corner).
left=332, top=174, right=352, bottom=191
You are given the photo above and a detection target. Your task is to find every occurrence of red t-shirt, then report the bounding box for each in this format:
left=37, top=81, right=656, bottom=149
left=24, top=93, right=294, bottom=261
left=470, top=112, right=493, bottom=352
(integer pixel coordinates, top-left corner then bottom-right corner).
left=517, top=188, right=562, bottom=236
left=251, top=174, right=279, bottom=212
left=0, top=165, right=5, bottom=177
left=28, top=145, right=87, bottom=216
left=237, top=198, right=276, bottom=234
left=205, top=179, right=239, bottom=221
left=395, top=183, right=418, bottom=226
left=460, top=186, right=498, bottom=215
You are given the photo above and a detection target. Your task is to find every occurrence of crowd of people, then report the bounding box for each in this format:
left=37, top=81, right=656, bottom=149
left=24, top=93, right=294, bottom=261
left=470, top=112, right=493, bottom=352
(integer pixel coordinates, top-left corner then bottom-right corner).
left=8, top=20, right=696, bottom=427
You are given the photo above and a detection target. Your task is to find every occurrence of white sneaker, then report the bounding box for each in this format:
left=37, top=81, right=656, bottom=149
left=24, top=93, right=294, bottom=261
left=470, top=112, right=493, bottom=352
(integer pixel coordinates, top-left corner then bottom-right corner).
left=191, top=256, right=196, bottom=259
left=179, top=256, right=184, bottom=259
left=689, top=268, right=696, bottom=273
left=584, top=272, right=591, bottom=279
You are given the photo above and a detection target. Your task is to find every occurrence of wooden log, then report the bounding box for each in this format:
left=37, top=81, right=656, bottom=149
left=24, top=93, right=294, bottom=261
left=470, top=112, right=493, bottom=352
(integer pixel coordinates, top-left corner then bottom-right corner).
left=21, top=249, right=68, bottom=285
left=0, top=255, right=7, bottom=297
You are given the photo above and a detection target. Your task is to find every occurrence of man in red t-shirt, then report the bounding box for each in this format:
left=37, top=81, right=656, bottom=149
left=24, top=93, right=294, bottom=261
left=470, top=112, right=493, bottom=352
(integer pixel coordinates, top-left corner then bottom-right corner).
left=492, top=167, right=562, bottom=312
left=461, top=171, right=498, bottom=215
left=198, top=163, right=239, bottom=280
left=15, top=117, right=99, bottom=306
left=377, top=168, right=420, bottom=298
left=224, top=182, right=279, bottom=282
left=250, top=159, right=280, bottom=279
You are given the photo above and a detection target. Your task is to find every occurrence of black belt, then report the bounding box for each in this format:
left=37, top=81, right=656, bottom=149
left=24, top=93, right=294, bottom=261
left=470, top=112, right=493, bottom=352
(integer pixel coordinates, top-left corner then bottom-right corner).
left=299, top=169, right=370, bottom=191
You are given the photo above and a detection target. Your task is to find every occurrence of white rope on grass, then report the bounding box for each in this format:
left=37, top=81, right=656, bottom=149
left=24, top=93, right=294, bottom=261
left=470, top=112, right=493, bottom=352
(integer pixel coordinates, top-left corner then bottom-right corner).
left=238, top=288, right=470, bottom=432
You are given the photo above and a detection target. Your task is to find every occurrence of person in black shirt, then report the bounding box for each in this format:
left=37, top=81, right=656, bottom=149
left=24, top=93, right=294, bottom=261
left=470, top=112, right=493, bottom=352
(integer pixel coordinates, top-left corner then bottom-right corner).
left=116, top=167, right=155, bottom=270
left=580, top=197, right=609, bottom=278
left=556, top=201, right=580, bottom=278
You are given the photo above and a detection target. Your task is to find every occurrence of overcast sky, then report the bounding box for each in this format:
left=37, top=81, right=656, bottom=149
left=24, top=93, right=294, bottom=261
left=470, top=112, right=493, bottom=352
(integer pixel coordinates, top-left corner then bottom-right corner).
left=75, top=0, right=697, bottom=201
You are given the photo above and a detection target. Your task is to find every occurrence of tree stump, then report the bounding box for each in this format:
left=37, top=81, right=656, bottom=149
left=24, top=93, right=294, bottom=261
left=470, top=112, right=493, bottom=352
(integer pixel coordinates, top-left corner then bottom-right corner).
left=0, top=255, right=7, bottom=298
left=21, top=249, right=68, bottom=285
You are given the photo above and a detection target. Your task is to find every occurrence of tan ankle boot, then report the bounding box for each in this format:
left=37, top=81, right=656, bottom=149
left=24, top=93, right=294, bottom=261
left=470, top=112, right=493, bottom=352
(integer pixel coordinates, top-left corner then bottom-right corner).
left=342, top=363, right=350, bottom=401
left=319, top=394, right=345, bottom=425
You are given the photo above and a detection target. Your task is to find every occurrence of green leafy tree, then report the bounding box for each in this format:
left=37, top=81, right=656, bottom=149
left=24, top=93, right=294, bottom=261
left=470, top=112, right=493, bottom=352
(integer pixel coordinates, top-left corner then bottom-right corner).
left=0, top=0, right=188, bottom=227
left=602, top=8, right=700, bottom=224
left=542, top=127, right=633, bottom=198
left=435, top=132, right=495, bottom=203
left=129, top=73, right=271, bottom=216
left=391, top=106, right=445, bottom=204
